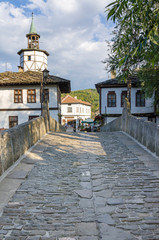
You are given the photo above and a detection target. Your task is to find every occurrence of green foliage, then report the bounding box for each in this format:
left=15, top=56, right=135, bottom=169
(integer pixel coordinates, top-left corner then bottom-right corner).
left=105, top=0, right=159, bottom=104
left=137, top=68, right=159, bottom=105
left=61, top=89, right=99, bottom=118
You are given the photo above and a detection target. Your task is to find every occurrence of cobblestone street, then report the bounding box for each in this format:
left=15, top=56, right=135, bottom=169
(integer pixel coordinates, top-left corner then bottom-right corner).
left=0, top=131, right=159, bottom=240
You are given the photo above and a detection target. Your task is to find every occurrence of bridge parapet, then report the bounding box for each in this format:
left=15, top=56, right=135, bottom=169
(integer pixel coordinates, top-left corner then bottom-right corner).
left=0, top=104, right=65, bottom=177
left=101, top=102, right=159, bottom=157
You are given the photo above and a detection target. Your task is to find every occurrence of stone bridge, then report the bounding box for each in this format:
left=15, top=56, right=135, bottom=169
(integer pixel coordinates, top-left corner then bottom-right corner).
left=0, top=130, right=159, bottom=240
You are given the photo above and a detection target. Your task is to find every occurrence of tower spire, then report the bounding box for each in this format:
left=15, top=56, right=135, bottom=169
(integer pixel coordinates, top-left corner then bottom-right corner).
left=29, top=12, right=37, bottom=34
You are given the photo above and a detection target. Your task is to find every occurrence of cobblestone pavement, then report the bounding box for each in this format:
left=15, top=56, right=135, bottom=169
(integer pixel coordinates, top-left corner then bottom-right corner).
left=0, top=131, right=159, bottom=240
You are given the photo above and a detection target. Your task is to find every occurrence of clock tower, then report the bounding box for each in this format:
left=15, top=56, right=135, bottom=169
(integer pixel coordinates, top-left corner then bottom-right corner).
left=17, top=13, right=49, bottom=72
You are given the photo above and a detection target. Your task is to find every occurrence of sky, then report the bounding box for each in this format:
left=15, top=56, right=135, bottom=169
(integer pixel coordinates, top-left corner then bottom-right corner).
left=0, top=0, right=114, bottom=90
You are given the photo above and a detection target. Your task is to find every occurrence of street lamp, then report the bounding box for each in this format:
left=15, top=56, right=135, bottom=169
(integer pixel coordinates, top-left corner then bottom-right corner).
left=41, top=68, right=49, bottom=115
left=43, top=68, right=49, bottom=83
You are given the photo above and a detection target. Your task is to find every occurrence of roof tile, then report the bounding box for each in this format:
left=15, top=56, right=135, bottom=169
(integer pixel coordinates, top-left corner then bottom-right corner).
left=62, top=95, right=91, bottom=106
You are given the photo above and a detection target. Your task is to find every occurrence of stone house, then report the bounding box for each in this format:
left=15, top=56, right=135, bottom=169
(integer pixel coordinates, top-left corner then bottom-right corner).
left=0, top=14, right=70, bottom=130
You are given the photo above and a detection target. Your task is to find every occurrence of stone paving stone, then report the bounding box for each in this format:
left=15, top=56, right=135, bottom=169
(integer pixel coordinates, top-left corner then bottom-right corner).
left=74, top=190, right=92, bottom=199
left=7, top=170, right=28, bottom=179
left=76, top=222, right=98, bottom=236
left=100, top=224, right=136, bottom=239
left=107, top=198, right=124, bottom=205
left=0, top=132, right=159, bottom=239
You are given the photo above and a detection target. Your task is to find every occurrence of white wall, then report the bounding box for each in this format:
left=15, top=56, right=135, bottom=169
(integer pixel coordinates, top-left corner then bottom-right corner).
left=0, top=86, right=58, bottom=128
left=61, top=103, right=91, bottom=124
left=61, top=103, right=91, bottom=117
left=131, top=88, right=154, bottom=114
left=101, top=87, right=154, bottom=115
left=0, top=110, right=41, bottom=128
left=0, top=86, right=57, bottom=109
left=101, top=87, right=127, bottom=115
left=20, top=50, right=48, bottom=71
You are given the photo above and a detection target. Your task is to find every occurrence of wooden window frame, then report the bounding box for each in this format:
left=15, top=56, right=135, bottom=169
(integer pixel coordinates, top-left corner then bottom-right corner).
left=9, top=116, right=18, bottom=128
left=14, top=89, right=23, bottom=103
left=121, top=91, right=127, bottom=107
left=107, top=91, right=116, bottom=107
left=136, top=90, right=145, bottom=107
left=27, top=89, right=36, bottom=103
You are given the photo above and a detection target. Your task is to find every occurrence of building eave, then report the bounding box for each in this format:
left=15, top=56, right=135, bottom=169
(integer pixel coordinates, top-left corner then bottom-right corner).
left=17, top=48, right=49, bottom=56
left=0, top=71, right=71, bottom=93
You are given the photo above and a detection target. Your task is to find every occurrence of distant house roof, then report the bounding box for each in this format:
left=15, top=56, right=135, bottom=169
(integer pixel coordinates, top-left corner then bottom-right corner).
left=0, top=71, right=71, bottom=93
left=61, top=95, right=91, bottom=106
left=95, top=76, right=141, bottom=93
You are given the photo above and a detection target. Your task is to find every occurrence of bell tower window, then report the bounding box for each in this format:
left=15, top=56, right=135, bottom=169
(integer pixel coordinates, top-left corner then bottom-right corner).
left=27, top=34, right=40, bottom=49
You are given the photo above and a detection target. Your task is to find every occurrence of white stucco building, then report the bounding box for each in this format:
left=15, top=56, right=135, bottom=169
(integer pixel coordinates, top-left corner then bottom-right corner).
left=61, top=95, right=91, bottom=125
left=0, top=14, right=70, bottom=130
left=95, top=76, right=158, bottom=124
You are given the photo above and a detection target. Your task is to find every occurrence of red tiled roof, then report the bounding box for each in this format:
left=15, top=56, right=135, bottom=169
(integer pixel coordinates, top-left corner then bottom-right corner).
left=61, top=95, right=91, bottom=106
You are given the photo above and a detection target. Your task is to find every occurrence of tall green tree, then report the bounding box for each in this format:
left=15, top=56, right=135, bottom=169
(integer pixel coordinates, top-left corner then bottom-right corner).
left=105, top=0, right=159, bottom=104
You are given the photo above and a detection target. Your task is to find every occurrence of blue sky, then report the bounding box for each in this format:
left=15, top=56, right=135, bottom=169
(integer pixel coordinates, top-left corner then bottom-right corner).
left=0, top=0, right=114, bottom=90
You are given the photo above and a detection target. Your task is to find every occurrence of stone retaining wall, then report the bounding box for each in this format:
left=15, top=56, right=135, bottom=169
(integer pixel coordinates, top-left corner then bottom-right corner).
left=101, top=106, right=159, bottom=157
left=0, top=114, right=65, bottom=176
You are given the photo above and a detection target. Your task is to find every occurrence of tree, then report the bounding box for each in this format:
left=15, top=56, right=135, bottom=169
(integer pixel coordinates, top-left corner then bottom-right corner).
left=105, top=0, right=159, bottom=104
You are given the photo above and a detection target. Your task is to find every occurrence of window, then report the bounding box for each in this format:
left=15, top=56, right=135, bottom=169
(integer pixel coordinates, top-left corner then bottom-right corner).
left=67, top=107, right=72, bottom=113
left=27, top=89, right=36, bottom=103
left=29, top=115, right=39, bottom=121
left=9, top=116, right=18, bottom=128
left=41, top=89, right=49, bottom=102
left=121, top=91, right=127, bottom=107
left=136, top=90, right=145, bottom=107
left=76, top=107, right=79, bottom=113
left=28, top=56, right=31, bottom=61
left=107, top=91, right=116, bottom=107
left=14, top=89, right=23, bottom=103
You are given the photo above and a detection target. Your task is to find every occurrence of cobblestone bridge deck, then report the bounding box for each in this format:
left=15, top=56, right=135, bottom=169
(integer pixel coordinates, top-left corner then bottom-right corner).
left=0, top=132, right=159, bottom=240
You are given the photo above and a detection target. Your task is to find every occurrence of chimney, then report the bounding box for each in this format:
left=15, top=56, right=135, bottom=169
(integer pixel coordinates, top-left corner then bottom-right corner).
left=18, top=66, right=24, bottom=72
left=74, top=96, right=77, bottom=99
left=111, top=70, right=116, bottom=79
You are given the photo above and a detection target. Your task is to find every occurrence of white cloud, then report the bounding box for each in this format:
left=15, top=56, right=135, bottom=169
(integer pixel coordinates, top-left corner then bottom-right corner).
left=0, top=0, right=114, bottom=90
left=0, top=62, right=12, bottom=72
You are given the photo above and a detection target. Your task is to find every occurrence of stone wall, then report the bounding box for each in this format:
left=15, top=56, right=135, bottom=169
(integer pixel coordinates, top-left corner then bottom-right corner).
left=101, top=105, right=159, bottom=157
left=0, top=111, right=65, bottom=176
